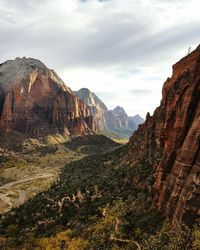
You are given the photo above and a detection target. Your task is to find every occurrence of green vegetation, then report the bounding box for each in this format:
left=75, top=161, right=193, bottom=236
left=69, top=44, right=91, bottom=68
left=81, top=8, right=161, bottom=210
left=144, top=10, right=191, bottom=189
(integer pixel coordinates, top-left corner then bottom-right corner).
left=0, top=145, right=159, bottom=249
left=64, top=134, right=119, bottom=154
left=102, top=128, right=133, bottom=141
left=0, top=135, right=199, bottom=249
left=142, top=223, right=200, bottom=250
left=0, top=134, right=119, bottom=214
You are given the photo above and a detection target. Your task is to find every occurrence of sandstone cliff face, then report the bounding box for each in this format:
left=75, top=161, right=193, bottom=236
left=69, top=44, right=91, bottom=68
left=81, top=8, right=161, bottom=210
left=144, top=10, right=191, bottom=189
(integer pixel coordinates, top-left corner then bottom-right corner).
left=74, top=88, right=108, bottom=131
left=128, top=45, right=200, bottom=224
left=105, top=106, right=144, bottom=131
left=0, top=57, right=93, bottom=136
left=74, top=88, right=144, bottom=139
left=105, top=106, right=129, bottom=129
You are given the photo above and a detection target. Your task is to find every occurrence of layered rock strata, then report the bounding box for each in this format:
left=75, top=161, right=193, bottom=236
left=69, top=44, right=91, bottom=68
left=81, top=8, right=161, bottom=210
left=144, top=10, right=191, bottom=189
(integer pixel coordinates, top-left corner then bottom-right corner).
left=0, top=57, right=93, bottom=136
left=128, top=45, right=200, bottom=224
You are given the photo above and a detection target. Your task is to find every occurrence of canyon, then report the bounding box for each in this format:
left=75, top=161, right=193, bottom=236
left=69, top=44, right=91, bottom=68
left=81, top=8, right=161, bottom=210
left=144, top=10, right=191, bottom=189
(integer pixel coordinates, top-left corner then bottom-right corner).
left=0, top=46, right=199, bottom=249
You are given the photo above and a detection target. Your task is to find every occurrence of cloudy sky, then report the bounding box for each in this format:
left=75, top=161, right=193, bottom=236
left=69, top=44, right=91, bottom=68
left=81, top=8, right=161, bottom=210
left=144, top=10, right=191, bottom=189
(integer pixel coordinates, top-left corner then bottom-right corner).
left=0, top=0, right=200, bottom=117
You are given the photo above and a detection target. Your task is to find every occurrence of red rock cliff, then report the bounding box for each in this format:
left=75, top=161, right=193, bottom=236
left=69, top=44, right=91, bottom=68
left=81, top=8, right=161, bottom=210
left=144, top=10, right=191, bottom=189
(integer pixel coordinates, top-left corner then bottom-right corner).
left=0, top=57, right=94, bottom=136
left=128, top=45, right=200, bottom=224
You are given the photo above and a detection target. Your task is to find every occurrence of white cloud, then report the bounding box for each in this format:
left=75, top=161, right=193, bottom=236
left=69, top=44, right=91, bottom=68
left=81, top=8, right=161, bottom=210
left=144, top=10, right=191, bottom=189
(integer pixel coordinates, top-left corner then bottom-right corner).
left=0, top=0, right=200, bottom=117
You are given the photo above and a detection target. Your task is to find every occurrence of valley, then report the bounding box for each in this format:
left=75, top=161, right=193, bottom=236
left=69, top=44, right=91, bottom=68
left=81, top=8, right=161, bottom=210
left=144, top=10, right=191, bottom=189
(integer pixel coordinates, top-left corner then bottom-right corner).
left=0, top=143, right=162, bottom=249
left=0, top=137, right=199, bottom=249
left=0, top=134, right=119, bottom=215
left=0, top=45, right=199, bottom=249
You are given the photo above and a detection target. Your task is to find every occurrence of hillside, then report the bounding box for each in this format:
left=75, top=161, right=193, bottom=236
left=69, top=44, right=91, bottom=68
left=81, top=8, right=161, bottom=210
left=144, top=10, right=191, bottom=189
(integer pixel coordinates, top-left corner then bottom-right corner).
left=0, top=134, right=119, bottom=215
left=0, top=57, right=93, bottom=137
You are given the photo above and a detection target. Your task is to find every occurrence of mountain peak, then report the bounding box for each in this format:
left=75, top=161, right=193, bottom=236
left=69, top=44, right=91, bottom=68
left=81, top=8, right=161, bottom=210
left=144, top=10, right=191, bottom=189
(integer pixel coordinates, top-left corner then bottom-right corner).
left=130, top=114, right=144, bottom=124
left=113, top=106, right=126, bottom=115
left=0, top=57, right=47, bottom=72
left=75, top=88, right=108, bottom=111
left=133, top=114, right=143, bottom=119
left=0, top=57, right=47, bottom=89
left=77, top=88, right=91, bottom=94
left=74, top=88, right=108, bottom=131
left=0, top=57, right=70, bottom=94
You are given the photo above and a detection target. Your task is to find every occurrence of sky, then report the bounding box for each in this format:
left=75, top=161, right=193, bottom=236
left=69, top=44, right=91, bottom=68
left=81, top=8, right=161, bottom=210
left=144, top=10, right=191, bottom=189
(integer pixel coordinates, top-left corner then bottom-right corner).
left=0, top=0, right=200, bottom=117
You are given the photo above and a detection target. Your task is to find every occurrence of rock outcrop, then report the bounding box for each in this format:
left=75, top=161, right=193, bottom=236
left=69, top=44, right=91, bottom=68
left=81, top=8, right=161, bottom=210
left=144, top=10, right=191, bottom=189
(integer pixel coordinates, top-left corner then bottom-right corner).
left=0, top=57, right=93, bottom=137
left=74, top=88, right=108, bottom=131
left=105, top=106, right=129, bottom=129
left=105, top=106, right=144, bottom=131
left=127, top=45, right=200, bottom=224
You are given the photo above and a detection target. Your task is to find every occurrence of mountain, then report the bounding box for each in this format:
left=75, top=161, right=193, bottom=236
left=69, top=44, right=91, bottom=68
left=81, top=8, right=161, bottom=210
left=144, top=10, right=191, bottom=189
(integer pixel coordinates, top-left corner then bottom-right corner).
left=104, top=106, right=137, bottom=139
left=105, top=107, right=144, bottom=131
left=0, top=57, right=93, bottom=137
left=105, top=106, right=129, bottom=129
left=74, top=88, right=108, bottom=131
left=127, top=44, right=200, bottom=224
left=128, top=114, right=144, bottom=129
left=74, top=89, right=141, bottom=139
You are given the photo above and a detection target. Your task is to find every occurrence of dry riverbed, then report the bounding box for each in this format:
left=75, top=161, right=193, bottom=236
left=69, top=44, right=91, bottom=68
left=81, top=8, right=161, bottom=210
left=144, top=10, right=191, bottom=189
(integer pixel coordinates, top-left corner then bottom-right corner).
left=0, top=147, right=84, bottom=214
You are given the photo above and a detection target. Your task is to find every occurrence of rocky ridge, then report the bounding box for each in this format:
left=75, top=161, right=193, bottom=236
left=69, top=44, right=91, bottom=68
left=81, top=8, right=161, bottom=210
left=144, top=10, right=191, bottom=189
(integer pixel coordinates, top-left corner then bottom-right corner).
left=0, top=57, right=94, bottom=137
left=74, top=88, right=108, bottom=131
left=105, top=106, right=139, bottom=131
left=75, top=88, right=144, bottom=138
left=127, top=45, right=200, bottom=224
left=129, top=114, right=145, bottom=129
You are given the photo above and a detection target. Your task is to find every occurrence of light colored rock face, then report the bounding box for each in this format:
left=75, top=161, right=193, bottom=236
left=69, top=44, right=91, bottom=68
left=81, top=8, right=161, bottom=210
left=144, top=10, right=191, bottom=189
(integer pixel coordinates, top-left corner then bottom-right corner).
left=0, top=57, right=93, bottom=136
left=75, top=88, right=108, bottom=131
left=127, top=45, right=200, bottom=224
left=0, top=57, right=71, bottom=94
left=105, top=106, right=137, bottom=131
left=110, top=106, right=129, bottom=128
left=75, top=89, right=140, bottom=138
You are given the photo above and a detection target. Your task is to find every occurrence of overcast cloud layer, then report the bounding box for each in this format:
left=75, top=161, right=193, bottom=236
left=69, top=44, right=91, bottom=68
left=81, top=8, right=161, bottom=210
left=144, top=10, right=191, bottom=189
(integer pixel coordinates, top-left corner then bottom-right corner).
left=0, top=0, right=200, bottom=117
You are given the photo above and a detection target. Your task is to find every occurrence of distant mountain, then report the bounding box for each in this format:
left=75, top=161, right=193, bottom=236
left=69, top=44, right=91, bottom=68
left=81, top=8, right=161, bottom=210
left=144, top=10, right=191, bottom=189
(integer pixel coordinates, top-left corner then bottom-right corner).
left=74, top=89, right=143, bottom=139
left=0, top=57, right=94, bottom=137
left=74, top=88, right=108, bottom=131
left=106, top=106, right=129, bottom=129
left=128, top=114, right=144, bottom=129
left=0, top=57, right=142, bottom=142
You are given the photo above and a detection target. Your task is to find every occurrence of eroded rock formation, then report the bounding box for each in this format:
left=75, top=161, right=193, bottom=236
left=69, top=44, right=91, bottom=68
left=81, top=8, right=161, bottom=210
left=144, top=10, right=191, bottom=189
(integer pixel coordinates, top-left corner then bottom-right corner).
left=74, top=89, right=144, bottom=138
left=0, top=57, right=93, bottom=136
left=128, top=45, right=200, bottom=224
left=105, top=106, right=129, bottom=129
left=74, top=88, right=108, bottom=131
